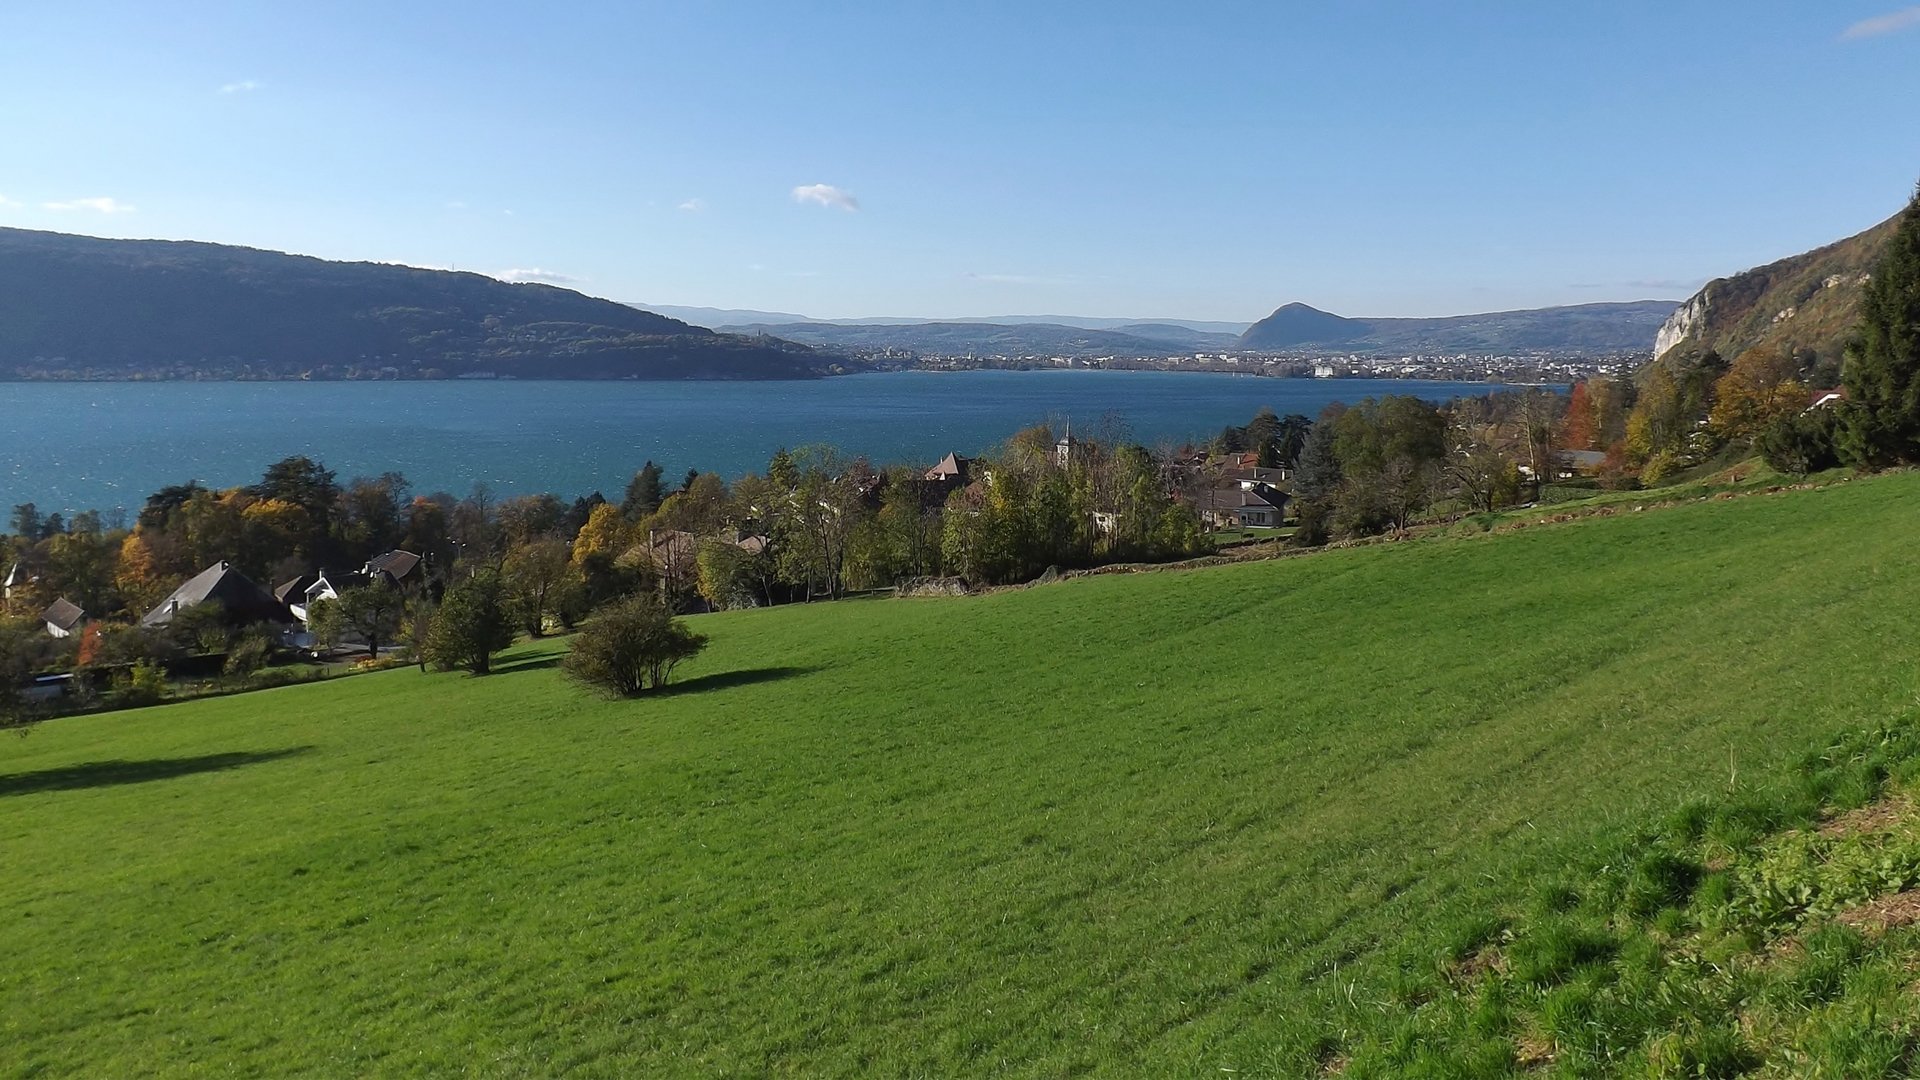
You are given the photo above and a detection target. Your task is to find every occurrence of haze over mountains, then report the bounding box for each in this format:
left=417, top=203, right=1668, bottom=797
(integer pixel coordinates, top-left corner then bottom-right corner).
left=695, top=300, right=1681, bottom=359
left=0, top=226, right=1720, bottom=380
left=641, top=305, right=1250, bottom=336
left=0, top=229, right=828, bottom=380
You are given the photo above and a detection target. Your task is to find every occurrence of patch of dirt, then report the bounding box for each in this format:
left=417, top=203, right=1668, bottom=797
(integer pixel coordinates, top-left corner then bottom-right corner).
left=1514, top=1032, right=1556, bottom=1069
left=1837, top=890, right=1920, bottom=931
left=1445, top=947, right=1507, bottom=986
left=1819, top=793, right=1913, bottom=838
left=1318, top=1053, right=1349, bottom=1076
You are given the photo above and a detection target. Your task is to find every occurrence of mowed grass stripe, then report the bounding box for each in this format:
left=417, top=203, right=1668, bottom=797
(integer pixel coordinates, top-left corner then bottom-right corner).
left=2, top=475, right=1917, bottom=1076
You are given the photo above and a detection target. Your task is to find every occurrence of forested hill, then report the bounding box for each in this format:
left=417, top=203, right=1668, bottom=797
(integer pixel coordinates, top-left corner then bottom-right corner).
left=0, top=228, right=832, bottom=380
left=1652, top=209, right=1901, bottom=373
left=1236, top=300, right=1679, bottom=354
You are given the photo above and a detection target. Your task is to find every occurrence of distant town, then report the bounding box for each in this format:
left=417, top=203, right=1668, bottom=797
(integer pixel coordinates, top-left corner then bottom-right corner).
left=868, top=348, right=1644, bottom=384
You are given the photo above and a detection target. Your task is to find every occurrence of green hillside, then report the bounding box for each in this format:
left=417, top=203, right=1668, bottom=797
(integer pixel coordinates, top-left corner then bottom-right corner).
left=5, top=473, right=1920, bottom=1076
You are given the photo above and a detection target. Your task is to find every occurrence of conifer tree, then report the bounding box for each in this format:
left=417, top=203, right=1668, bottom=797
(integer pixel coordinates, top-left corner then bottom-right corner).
left=1840, top=185, right=1920, bottom=466
left=622, top=461, right=665, bottom=521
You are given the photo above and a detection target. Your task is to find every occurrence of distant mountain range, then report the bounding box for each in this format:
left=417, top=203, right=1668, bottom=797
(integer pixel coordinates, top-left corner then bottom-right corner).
left=1653, top=211, right=1901, bottom=372
left=0, top=229, right=830, bottom=380
left=641, top=305, right=1250, bottom=336
left=658, top=301, right=1680, bottom=359
left=719, top=320, right=1239, bottom=358
left=1236, top=300, right=1681, bottom=354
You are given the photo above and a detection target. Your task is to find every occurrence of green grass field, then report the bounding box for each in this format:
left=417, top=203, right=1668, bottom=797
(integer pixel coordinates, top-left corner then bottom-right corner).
left=4, top=474, right=1919, bottom=1077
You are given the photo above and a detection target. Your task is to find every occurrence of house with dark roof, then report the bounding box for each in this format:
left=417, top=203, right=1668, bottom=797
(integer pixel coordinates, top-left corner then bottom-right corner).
left=274, top=573, right=317, bottom=611
left=925, top=452, right=972, bottom=485
left=141, top=562, right=292, bottom=628
left=365, top=549, right=423, bottom=584
left=40, top=597, right=86, bottom=639
left=1196, top=484, right=1289, bottom=529
left=300, top=569, right=371, bottom=622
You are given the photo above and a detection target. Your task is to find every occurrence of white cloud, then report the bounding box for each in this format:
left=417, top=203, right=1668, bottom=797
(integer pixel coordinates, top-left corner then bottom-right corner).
left=44, top=197, right=135, bottom=213
left=220, top=79, right=260, bottom=94
left=0, top=193, right=17, bottom=208
left=496, top=268, right=580, bottom=285
left=679, top=198, right=706, bottom=212
left=792, top=183, right=859, bottom=211
left=1843, top=6, right=1920, bottom=38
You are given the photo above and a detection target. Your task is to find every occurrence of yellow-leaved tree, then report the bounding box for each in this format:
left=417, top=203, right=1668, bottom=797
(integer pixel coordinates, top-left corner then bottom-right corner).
left=1709, top=347, right=1807, bottom=443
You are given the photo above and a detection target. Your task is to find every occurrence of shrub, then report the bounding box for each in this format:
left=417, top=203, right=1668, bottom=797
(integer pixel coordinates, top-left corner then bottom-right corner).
left=1758, top=408, right=1842, bottom=475
left=121, top=660, right=169, bottom=706
left=424, top=572, right=517, bottom=675
left=223, top=633, right=273, bottom=678
left=562, top=593, right=708, bottom=697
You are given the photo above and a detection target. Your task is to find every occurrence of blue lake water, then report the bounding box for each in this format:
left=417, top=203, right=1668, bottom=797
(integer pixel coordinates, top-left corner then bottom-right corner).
left=0, top=371, right=1524, bottom=515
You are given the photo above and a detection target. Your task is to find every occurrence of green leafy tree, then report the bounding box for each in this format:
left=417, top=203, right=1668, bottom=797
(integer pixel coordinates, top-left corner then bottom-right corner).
left=336, top=585, right=405, bottom=659
left=695, top=539, right=756, bottom=610
left=306, top=597, right=345, bottom=655
left=168, top=600, right=232, bottom=655
left=1839, top=186, right=1920, bottom=467
left=561, top=593, right=708, bottom=697
left=501, top=538, right=578, bottom=635
left=424, top=572, right=517, bottom=675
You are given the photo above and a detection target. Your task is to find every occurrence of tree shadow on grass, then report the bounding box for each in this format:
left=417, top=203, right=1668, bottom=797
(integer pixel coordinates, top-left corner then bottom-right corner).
left=655, top=666, right=819, bottom=697
left=493, top=655, right=562, bottom=674
left=0, top=747, right=314, bottom=798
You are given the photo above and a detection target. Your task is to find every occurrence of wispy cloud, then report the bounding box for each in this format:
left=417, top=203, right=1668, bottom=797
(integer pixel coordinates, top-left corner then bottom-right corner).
left=44, top=197, right=135, bottom=213
left=219, top=79, right=260, bottom=94
left=965, top=272, right=1069, bottom=286
left=0, top=193, right=17, bottom=208
left=1842, top=6, right=1920, bottom=39
left=679, top=198, right=706, bottom=212
left=792, top=183, right=859, bottom=211
left=496, top=268, right=580, bottom=285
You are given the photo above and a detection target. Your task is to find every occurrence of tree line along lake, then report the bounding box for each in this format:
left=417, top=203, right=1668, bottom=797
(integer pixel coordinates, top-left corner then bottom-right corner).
left=0, top=370, right=1535, bottom=516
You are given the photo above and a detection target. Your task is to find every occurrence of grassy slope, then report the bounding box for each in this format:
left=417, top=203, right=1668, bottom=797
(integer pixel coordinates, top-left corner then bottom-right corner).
left=3, top=475, right=1919, bottom=1077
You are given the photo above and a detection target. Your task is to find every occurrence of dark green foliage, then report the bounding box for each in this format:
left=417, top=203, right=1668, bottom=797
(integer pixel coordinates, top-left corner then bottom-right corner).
left=1292, top=406, right=1344, bottom=503
left=423, top=572, right=516, bottom=675
left=136, top=482, right=205, bottom=530
left=1759, top=406, right=1842, bottom=474
left=622, top=461, right=665, bottom=520
left=561, top=593, right=708, bottom=697
left=1215, top=408, right=1313, bottom=469
left=222, top=633, right=273, bottom=678
left=10, top=503, right=44, bottom=541
left=165, top=600, right=232, bottom=654
left=1840, top=186, right=1920, bottom=466
left=252, top=456, right=340, bottom=527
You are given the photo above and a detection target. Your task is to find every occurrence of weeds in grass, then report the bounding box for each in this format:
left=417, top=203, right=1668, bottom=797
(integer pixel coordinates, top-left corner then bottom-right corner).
left=1349, top=715, right=1920, bottom=1076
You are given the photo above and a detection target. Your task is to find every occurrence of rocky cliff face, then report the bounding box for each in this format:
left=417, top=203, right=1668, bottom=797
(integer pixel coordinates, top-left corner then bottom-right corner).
left=1652, top=213, right=1897, bottom=373
left=1654, top=295, right=1709, bottom=361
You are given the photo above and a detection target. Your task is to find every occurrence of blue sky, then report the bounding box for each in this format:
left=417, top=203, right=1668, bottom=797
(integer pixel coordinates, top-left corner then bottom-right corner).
left=2, top=2, right=1917, bottom=321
